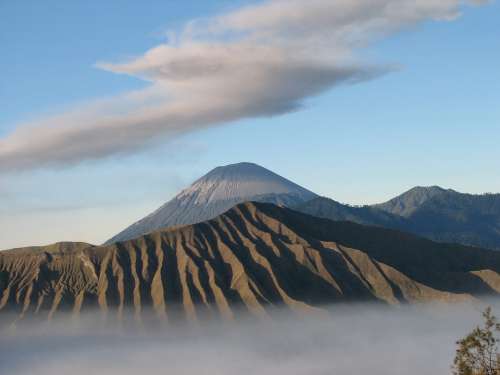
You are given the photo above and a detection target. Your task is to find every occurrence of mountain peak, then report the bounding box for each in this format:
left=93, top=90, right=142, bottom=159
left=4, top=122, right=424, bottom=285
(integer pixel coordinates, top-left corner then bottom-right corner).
left=105, top=162, right=317, bottom=244
left=375, top=185, right=449, bottom=217
left=207, top=161, right=263, bottom=173
left=179, top=162, right=314, bottom=205
left=406, top=185, right=447, bottom=194
left=199, top=162, right=296, bottom=183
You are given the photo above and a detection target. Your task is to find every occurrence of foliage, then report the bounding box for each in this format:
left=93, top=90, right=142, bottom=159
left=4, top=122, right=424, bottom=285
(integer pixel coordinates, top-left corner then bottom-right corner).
left=453, top=307, right=500, bottom=375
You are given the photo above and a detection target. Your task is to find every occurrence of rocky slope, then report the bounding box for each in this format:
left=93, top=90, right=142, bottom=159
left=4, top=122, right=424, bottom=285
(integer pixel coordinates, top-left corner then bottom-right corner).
left=106, top=162, right=317, bottom=244
left=2, top=202, right=500, bottom=324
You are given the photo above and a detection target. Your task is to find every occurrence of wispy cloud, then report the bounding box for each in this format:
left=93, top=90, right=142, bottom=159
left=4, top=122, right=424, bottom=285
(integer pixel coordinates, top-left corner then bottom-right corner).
left=0, top=0, right=486, bottom=170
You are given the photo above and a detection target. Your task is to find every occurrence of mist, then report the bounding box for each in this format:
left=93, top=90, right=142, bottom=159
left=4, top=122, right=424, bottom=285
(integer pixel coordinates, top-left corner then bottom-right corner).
left=2, top=302, right=499, bottom=375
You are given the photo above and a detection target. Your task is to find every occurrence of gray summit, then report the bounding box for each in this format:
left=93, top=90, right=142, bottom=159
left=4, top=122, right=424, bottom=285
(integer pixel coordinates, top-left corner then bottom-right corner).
left=105, top=162, right=317, bottom=244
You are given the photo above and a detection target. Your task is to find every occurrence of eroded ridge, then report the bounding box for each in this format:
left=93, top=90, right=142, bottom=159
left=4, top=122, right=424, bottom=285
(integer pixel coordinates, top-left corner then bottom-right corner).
left=1, top=202, right=499, bottom=323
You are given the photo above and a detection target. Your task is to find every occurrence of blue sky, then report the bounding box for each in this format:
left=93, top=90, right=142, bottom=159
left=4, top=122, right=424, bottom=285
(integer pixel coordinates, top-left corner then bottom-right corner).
left=0, top=0, right=499, bottom=249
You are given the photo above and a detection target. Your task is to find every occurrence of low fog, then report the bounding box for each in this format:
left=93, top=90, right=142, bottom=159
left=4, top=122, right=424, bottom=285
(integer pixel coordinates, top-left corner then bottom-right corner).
left=2, top=301, right=499, bottom=375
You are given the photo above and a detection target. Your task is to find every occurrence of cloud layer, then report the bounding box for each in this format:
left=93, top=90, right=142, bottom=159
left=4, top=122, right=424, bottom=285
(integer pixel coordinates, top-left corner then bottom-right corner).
left=0, top=0, right=485, bottom=170
left=1, top=303, right=496, bottom=375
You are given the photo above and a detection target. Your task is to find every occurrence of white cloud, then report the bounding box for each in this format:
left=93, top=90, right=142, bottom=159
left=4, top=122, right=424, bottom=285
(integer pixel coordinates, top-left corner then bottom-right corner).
left=0, top=0, right=486, bottom=170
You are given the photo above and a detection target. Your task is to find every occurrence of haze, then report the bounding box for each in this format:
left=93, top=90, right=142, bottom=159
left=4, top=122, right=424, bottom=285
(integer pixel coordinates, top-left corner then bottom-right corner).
left=1, top=302, right=498, bottom=375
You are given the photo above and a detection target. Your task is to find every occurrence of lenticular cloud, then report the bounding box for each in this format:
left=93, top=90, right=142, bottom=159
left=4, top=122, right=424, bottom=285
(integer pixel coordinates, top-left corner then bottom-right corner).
left=0, top=0, right=486, bottom=170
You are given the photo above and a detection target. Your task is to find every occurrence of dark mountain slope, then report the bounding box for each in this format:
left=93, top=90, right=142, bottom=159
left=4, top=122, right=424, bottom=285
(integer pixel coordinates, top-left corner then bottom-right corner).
left=1, top=202, right=499, bottom=324
left=401, top=190, right=500, bottom=249
left=295, top=187, right=500, bottom=250
left=294, top=196, right=407, bottom=229
left=265, top=203, right=500, bottom=293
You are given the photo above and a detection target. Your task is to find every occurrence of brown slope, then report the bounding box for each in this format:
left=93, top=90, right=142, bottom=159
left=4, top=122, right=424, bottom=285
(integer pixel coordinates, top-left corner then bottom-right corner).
left=1, top=202, right=499, bottom=323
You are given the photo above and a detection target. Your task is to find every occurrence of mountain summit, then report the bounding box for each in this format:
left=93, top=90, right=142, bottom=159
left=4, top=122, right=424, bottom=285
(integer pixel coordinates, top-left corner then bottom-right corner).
left=106, top=162, right=317, bottom=244
left=373, top=186, right=450, bottom=217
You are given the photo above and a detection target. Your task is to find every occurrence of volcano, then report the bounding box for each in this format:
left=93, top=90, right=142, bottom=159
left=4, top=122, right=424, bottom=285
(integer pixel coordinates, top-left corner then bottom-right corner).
left=106, top=162, right=317, bottom=244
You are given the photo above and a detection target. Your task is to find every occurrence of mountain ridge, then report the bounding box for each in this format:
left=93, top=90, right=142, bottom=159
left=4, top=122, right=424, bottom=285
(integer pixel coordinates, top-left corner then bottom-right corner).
left=2, top=201, right=500, bottom=324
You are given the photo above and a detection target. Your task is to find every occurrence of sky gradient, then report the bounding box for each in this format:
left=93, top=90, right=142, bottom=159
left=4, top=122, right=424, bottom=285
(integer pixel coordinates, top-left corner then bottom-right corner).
left=1, top=0, right=499, bottom=249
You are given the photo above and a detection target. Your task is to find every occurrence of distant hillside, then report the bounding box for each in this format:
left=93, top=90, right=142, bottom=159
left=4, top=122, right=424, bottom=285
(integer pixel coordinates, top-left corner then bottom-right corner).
left=295, top=187, right=500, bottom=250
left=293, top=197, right=408, bottom=229
left=1, top=202, right=499, bottom=323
